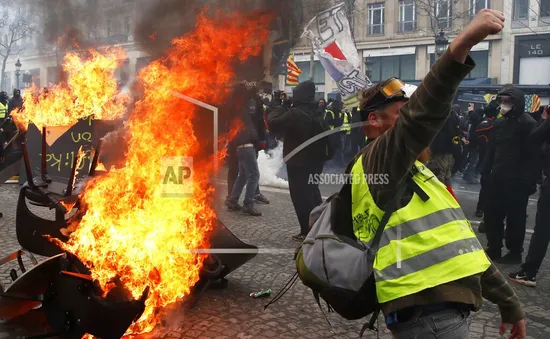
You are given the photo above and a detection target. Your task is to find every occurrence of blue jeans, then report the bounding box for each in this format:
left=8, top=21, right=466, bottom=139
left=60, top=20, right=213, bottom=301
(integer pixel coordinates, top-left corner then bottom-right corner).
left=229, top=145, right=259, bottom=207
left=388, top=307, right=470, bottom=339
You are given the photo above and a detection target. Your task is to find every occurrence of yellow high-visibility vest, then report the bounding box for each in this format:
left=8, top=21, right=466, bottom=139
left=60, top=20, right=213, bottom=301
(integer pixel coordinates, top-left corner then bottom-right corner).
left=324, top=110, right=336, bottom=130
left=0, top=102, right=7, bottom=119
left=342, top=112, right=351, bottom=135
left=350, top=155, right=491, bottom=303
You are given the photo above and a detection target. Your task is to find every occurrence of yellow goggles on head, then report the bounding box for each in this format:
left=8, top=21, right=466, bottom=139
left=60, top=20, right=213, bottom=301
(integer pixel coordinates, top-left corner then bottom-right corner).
left=380, top=77, right=407, bottom=98
left=361, top=77, right=407, bottom=115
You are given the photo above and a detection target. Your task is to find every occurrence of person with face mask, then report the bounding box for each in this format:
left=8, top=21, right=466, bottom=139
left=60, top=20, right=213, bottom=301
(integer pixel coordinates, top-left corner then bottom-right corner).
left=509, top=106, right=550, bottom=287
left=482, top=86, right=538, bottom=264
left=8, top=89, right=23, bottom=114
left=346, top=10, right=525, bottom=338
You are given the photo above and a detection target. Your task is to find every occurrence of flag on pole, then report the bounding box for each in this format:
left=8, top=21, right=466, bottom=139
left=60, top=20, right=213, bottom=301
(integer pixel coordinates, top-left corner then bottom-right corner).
left=286, top=55, right=302, bottom=86
left=301, top=2, right=371, bottom=109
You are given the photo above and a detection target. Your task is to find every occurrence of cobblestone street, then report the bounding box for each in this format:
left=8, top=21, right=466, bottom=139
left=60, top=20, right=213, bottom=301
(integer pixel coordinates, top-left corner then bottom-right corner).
left=1, top=179, right=550, bottom=338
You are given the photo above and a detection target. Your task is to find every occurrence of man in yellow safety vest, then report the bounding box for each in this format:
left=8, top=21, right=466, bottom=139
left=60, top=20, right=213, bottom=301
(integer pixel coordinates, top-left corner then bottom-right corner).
left=351, top=10, right=525, bottom=338
left=0, top=91, right=8, bottom=123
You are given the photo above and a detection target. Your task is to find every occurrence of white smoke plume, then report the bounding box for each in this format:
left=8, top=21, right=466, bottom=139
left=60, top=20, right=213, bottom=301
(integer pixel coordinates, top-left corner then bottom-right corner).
left=257, top=142, right=288, bottom=188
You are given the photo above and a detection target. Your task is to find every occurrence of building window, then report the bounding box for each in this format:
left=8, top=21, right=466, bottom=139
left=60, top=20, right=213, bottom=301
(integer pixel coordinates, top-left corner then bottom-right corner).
left=296, top=61, right=326, bottom=85
left=430, top=50, right=488, bottom=78
left=436, top=0, right=452, bottom=29
left=399, top=0, right=416, bottom=32
left=368, top=3, right=385, bottom=35
left=514, top=0, right=529, bottom=19
left=470, top=0, right=490, bottom=16
left=365, top=54, right=416, bottom=83
left=540, top=0, right=550, bottom=16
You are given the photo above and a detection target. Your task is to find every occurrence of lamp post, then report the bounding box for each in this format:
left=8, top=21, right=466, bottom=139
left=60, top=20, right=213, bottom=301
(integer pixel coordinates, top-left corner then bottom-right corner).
left=15, top=58, right=21, bottom=89
left=434, top=30, right=449, bottom=59
left=365, top=56, right=374, bottom=80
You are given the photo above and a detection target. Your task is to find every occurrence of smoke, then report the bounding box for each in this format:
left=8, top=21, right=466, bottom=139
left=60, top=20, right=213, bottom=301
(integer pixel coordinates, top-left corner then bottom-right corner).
left=257, top=142, right=288, bottom=189
left=133, top=0, right=304, bottom=74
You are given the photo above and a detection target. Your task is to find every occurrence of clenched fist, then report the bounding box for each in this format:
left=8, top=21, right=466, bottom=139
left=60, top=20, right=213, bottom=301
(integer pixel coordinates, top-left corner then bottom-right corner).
left=450, top=9, right=505, bottom=62
left=463, top=9, right=504, bottom=46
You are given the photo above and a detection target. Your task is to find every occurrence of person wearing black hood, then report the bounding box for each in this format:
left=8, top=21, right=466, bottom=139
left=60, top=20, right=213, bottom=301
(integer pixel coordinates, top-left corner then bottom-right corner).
left=267, top=80, right=325, bottom=241
left=508, top=106, right=550, bottom=286
left=8, top=89, right=23, bottom=114
left=483, top=86, right=537, bottom=264
left=225, top=84, right=264, bottom=216
left=475, top=99, right=500, bottom=222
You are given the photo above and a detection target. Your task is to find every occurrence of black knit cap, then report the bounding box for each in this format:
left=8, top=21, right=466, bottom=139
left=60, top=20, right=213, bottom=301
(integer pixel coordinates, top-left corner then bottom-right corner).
left=292, top=80, right=316, bottom=104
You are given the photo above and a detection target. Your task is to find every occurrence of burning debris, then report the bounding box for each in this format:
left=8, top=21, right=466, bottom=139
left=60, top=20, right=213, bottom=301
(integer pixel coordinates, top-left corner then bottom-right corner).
left=11, top=49, right=128, bottom=130
left=45, top=10, right=272, bottom=335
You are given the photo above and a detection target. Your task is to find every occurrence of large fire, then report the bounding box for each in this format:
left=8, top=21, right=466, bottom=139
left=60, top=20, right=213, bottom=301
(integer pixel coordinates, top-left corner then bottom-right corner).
left=11, top=48, right=128, bottom=130
left=51, top=11, right=272, bottom=335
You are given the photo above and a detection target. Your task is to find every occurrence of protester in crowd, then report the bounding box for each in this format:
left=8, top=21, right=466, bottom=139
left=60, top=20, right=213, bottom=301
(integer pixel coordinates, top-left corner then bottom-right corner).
left=509, top=106, right=550, bottom=287
left=350, top=106, right=365, bottom=156
left=427, top=104, right=461, bottom=193
left=8, top=89, right=22, bottom=114
left=349, top=10, right=525, bottom=338
left=317, top=98, right=326, bottom=117
left=462, top=107, right=485, bottom=183
left=341, top=108, right=352, bottom=158
left=225, top=84, right=264, bottom=216
left=0, top=92, right=8, bottom=124
left=251, top=88, right=270, bottom=204
left=475, top=99, right=500, bottom=232
left=267, top=80, right=325, bottom=241
left=451, top=104, right=468, bottom=176
left=483, top=85, right=538, bottom=264
left=324, top=100, right=344, bottom=167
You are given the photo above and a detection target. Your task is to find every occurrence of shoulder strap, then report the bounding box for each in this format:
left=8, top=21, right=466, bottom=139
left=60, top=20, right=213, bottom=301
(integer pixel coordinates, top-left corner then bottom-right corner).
left=370, top=175, right=410, bottom=253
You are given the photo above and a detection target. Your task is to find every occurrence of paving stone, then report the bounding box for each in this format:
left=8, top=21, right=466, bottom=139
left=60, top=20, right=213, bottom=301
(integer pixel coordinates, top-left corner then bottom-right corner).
left=0, top=181, right=549, bottom=338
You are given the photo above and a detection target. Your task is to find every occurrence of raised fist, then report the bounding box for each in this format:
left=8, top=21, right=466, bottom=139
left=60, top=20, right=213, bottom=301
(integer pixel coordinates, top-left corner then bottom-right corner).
left=460, top=9, right=504, bottom=48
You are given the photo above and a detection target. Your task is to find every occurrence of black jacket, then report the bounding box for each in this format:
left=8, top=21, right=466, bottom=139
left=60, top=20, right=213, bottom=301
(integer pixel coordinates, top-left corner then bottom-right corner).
left=467, top=108, right=485, bottom=147
left=8, top=96, right=22, bottom=114
left=233, top=97, right=264, bottom=147
left=267, top=81, right=322, bottom=167
left=430, top=109, right=461, bottom=156
left=483, top=87, right=538, bottom=192
left=529, top=118, right=550, bottom=188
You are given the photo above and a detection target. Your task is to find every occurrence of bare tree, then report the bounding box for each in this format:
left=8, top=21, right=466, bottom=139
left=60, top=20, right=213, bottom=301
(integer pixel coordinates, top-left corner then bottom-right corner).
left=415, top=0, right=469, bottom=39
left=0, top=0, right=36, bottom=90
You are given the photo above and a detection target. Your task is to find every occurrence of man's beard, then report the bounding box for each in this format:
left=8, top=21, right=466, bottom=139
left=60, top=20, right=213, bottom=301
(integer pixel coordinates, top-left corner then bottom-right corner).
left=418, top=148, right=432, bottom=164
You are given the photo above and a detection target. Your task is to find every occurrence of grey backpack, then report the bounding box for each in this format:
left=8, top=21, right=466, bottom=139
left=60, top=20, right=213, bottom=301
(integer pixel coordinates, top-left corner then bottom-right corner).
left=295, top=176, right=409, bottom=335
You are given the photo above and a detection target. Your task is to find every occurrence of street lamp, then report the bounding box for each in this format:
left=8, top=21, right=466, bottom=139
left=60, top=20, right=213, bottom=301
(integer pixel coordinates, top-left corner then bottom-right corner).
left=15, top=58, right=21, bottom=89
left=365, top=56, right=374, bottom=79
left=434, top=30, right=449, bottom=59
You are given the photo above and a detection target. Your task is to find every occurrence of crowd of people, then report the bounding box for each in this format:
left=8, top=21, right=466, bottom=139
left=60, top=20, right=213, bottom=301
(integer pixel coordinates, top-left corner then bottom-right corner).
left=223, top=9, right=550, bottom=338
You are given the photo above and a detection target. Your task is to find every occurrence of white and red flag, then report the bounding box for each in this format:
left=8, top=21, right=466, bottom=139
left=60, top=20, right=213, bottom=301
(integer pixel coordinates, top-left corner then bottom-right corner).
left=301, top=2, right=371, bottom=108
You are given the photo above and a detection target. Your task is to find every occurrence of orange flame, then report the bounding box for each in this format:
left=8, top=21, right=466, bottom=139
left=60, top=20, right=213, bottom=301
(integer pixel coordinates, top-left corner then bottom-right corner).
left=55, top=11, right=272, bottom=335
left=11, top=48, right=128, bottom=131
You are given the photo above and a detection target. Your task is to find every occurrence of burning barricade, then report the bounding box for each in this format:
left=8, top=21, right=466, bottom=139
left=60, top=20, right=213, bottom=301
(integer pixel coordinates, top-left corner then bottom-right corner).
left=0, top=9, right=270, bottom=339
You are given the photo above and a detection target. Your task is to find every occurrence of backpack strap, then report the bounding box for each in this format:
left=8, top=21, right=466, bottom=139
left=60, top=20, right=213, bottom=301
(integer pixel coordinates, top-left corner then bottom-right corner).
left=370, top=175, right=411, bottom=253
left=359, top=174, right=412, bottom=337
